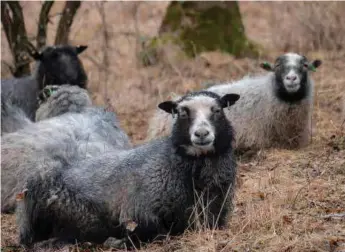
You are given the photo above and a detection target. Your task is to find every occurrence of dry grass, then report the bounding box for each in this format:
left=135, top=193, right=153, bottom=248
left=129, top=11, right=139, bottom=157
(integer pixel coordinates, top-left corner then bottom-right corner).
left=1, top=1, right=345, bottom=252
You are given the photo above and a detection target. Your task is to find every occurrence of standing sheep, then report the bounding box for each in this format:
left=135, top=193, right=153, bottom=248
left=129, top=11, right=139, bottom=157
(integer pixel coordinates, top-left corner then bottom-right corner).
left=1, top=85, right=131, bottom=213
left=147, top=53, right=322, bottom=151
left=1, top=44, right=88, bottom=122
left=17, top=91, right=240, bottom=248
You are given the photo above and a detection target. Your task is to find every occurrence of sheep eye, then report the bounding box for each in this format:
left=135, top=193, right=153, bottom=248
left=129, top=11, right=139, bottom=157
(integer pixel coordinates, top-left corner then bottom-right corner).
left=303, top=63, right=309, bottom=68
left=213, top=107, right=221, bottom=114
left=179, top=109, right=188, bottom=119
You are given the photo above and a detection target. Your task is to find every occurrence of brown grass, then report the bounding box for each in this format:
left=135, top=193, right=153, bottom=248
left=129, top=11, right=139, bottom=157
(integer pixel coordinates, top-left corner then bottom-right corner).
left=1, top=1, right=345, bottom=252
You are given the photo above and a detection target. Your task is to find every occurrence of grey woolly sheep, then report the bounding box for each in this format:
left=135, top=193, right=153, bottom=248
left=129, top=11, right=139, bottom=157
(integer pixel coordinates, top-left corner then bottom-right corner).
left=1, top=45, right=88, bottom=121
left=1, top=98, right=32, bottom=135
left=147, top=53, right=322, bottom=151
left=17, top=90, right=240, bottom=248
left=1, top=85, right=131, bottom=213
left=35, top=84, right=92, bottom=121
left=1, top=84, right=91, bottom=135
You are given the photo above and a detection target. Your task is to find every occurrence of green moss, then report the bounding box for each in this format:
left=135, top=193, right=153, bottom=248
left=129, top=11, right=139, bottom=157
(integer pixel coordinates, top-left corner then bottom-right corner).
left=160, top=2, right=260, bottom=58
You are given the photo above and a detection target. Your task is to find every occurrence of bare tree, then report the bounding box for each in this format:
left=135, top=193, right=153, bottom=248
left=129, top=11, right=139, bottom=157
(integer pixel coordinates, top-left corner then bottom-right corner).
left=36, top=1, right=54, bottom=50
left=1, top=1, right=31, bottom=77
left=1, top=0, right=82, bottom=78
left=160, top=1, right=258, bottom=58
left=55, top=1, right=81, bottom=45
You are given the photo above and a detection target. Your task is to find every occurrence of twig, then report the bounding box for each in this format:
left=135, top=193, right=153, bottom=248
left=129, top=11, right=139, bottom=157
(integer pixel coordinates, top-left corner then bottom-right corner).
left=54, top=1, right=81, bottom=45
left=321, top=212, right=345, bottom=220
left=36, top=1, right=54, bottom=49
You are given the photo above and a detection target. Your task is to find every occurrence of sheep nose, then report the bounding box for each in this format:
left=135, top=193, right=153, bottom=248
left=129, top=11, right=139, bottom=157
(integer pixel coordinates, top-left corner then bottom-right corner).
left=286, top=75, right=297, bottom=81
left=194, top=128, right=210, bottom=138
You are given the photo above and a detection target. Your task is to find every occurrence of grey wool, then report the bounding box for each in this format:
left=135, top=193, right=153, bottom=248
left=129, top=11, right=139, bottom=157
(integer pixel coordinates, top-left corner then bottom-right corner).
left=17, top=90, right=240, bottom=248
left=147, top=53, right=322, bottom=151
left=1, top=45, right=88, bottom=121
left=1, top=84, right=91, bottom=135
left=1, top=85, right=131, bottom=213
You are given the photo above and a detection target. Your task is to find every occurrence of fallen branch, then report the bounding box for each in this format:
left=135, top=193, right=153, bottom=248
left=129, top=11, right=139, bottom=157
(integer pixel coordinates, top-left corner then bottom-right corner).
left=321, top=212, right=345, bottom=220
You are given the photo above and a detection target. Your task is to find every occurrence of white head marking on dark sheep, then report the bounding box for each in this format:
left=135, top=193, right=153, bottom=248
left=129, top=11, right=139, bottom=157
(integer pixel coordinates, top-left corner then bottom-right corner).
left=158, top=91, right=240, bottom=157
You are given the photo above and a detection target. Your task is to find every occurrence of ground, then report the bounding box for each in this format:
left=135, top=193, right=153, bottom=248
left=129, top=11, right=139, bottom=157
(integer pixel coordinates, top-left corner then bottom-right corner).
left=1, top=2, right=345, bottom=252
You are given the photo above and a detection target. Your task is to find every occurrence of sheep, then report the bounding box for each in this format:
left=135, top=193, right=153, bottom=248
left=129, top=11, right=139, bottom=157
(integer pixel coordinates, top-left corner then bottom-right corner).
left=1, top=82, right=94, bottom=135
left=17, top=90, right=240, bottom=248
left=35, top=84, right=92, bottom=121
left=147, top=53, right=322, bottom=152
left=1, top=84, right=91, bottom=135
left=1, top=84, right=131, bottom=213
left=1, top=97, right=32, bottom=135
left=1, top=44, right=88, bottom=122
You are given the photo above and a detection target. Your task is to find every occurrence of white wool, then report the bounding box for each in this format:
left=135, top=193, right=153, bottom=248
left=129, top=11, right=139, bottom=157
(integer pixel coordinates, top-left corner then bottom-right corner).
left=147, top=72, right=313, bottom=150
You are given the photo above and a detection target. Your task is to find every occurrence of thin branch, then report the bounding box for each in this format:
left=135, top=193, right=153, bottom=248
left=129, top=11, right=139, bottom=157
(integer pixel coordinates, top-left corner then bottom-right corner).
left=36, top=1, right=54, bottom=49
left=54, top=1, right=81, bottom=45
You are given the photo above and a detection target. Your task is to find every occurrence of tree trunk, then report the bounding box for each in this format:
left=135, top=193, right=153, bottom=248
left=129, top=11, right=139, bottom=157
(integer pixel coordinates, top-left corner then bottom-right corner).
left=54, top=1, right=81, bottom=45
left=160, top=1, right=259, bottom=58
left=1, top=1, right=31, bottom=77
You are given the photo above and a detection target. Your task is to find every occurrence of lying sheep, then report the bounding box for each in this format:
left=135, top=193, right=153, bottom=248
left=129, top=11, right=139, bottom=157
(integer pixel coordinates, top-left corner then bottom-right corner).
left=1, top=84, right=91, bottom=135
left=17, top=90, right=240, bottom=248
left=147, top=53, right=322, bottom=151
left=35, top=84, right=92, bottom=121
left=1, top=98, right=32, bottom=135
left=1, top=85, right=131, bottom=213
left=1, top=45, right=88, bottom=123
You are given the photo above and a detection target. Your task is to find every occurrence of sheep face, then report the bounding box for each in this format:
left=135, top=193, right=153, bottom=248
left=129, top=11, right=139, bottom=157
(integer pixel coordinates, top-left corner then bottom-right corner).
left=32, top=45, right=88, bottom=90
left=261, top=53, right=322, bottom=103
left=159, top=91, right=240, bottom=156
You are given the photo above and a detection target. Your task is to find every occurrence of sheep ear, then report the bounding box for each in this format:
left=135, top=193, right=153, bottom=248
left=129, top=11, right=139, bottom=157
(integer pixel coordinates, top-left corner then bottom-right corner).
left=158, top=101, right=177, bottom=114
left=260, top=62, right=274, bottom=72
left=75, top=45, right=88, bottom=54
left=220, top=94, right=240, bottom=108
left=308, top=59, right=322, bottom=71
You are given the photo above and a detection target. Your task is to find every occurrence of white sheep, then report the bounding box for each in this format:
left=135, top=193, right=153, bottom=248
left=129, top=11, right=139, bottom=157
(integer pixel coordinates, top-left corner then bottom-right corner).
left=147, top=53, right=322, bottom=151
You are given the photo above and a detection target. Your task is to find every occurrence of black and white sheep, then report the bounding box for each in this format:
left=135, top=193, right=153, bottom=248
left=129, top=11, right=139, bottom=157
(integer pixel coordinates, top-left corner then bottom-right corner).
left=0, top=44, right=88, bottom=124
left=1, top=85, right=131, bottom=213
left=17, top=90, right=240, bottom=248
left=147, top=53, right=322, bottom=151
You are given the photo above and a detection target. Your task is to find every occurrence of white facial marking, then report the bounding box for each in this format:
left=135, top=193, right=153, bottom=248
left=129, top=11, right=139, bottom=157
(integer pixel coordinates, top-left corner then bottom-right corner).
left=178, top=95, right=217, bottom=155
left=285, top=53, right=303, bottom=67
left=283, top=53, right=303, bottom=93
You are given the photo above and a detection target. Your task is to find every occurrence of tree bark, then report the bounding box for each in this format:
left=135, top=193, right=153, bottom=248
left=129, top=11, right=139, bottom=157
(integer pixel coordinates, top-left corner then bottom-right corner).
left=1, top=1, right=32, bottom=77
left=36, top=1, right=55, bottom=49
left=160, top=1, right=258, bottom=58
left=54, top=0, right=81, bottom=45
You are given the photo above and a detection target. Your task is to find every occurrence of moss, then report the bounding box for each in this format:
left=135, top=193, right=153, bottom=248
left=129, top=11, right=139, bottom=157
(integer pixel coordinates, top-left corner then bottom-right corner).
left=160, top=2, right=260, bottom=58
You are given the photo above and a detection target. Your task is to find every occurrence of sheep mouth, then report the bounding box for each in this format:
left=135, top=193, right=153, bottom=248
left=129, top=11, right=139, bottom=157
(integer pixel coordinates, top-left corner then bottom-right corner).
left=192, top=140, right=213, bottom=147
